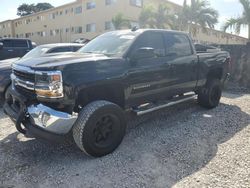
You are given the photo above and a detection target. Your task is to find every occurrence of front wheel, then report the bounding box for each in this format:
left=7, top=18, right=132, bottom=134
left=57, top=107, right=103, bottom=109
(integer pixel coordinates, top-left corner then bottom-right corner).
left=198, top=79, right=222, bottom=109
left=4, top=85, right=11, bottom=101
left=73, top=100, right=126, bottom=157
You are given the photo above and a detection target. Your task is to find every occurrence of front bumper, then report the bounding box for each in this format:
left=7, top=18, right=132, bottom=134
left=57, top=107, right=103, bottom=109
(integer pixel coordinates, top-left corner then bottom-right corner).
left=3, top=87, right=77, bottom=141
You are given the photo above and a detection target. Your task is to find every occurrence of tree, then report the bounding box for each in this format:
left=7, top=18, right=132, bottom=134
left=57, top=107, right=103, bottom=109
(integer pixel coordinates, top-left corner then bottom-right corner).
left=17, top=3, right=36, bottom=16
left=223, top=0, right=250, bottom=39
left=139, top=4, right=178, bottom=29
left=179, top=0, right=219, bottom=35
left=112, top=13, right=130, bottom=30
left=17, top=3, right=54, bottom=16
left=35, top=3, right=54, bottom=12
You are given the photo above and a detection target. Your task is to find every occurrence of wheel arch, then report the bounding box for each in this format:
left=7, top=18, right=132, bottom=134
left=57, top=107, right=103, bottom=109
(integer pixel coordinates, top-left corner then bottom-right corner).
left=75, top=84, right=125, bottom=112
left=206, top=67, right=223, bottom=81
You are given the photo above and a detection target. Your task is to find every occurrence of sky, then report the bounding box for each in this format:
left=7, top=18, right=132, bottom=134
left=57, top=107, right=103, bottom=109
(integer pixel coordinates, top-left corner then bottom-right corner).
left=0, top=0, right=248, bottom=38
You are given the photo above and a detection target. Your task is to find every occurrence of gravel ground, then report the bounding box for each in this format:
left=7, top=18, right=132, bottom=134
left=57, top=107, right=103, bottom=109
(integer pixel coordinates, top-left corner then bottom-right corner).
left=0, top=90, right=250, bottom=188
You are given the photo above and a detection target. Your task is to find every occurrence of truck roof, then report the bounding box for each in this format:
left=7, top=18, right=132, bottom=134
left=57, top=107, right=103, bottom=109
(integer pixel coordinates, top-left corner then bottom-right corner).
left=0, top=38, right=32, bottom=41
left=38, top=43, right=85, bottom=48
left=118, top=29, right=189, bottom=35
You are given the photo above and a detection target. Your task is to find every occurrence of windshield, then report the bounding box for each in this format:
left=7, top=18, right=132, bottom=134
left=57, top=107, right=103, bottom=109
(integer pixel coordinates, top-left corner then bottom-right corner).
left=79, top=31, right=138, bottom=56
left=22, top=46, right=49, bottom=59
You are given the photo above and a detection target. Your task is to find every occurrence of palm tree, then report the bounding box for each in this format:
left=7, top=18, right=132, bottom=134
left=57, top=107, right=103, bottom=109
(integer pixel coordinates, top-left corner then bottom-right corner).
left=223, top=0, right=250, bottom=39
left=139, top=4, right=178, bottom=29
left=112, top=13, right=130, bottom=30
left=179, top=0, right=219, bottom=35
left=139, top=5, right=155, bottom=28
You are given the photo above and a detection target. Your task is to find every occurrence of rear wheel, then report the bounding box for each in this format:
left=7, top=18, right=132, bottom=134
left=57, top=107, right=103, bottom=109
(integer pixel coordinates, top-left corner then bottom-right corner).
left=198, top=79, right=222, bottom=109
left=73, top=100, right=126, bottom=157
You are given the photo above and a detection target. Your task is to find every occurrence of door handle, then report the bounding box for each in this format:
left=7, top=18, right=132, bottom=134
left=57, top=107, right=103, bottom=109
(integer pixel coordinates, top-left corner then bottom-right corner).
left=7, top=49, right=14, bottom=52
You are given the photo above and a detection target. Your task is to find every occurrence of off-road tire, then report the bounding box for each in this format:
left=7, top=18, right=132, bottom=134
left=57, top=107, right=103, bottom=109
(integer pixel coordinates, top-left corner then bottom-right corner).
left=198, top=79, right=222, bottom=109
left=4, top=85, right=11, bottom=101
left=73, top=100, right=126, bottom=157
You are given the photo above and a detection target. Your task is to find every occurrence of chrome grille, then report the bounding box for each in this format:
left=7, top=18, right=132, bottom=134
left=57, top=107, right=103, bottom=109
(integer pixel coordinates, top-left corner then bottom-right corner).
left=13, top=69, right=35, bottom=82
left=11, top=64, right=35, bottom=92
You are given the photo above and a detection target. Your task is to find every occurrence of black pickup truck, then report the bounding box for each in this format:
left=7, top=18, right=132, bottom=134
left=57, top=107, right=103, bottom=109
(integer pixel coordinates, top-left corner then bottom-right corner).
left=4, top=29, right=231, bottom=157
left=0, top=38, right=34, bottom=60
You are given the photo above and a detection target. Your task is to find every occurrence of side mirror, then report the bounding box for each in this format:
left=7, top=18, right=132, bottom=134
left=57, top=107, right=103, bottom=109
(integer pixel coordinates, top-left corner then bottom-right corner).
left=130, top=47, right=155, bottom=62
left=0, top=42, right=3, bottom=49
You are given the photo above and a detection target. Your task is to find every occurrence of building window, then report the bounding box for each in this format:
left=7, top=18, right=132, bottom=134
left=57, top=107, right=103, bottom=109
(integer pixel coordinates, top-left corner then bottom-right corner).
left=75, top=26, right=83, bottom=33
left=55, top=29, right=60, bottom=35
left=105, top=21, right=114, bottom=30
left=106, top=0, right=116, bottom=5
left=130, top=0, right=143, bottom=7
left=87, top=2, right=96, bottom=9
left=50, top=30, right=56, bottom=36
left=50, top=13, right=56, bottom=19
left=25, top=19, right=31, bottom=24
left=25, top=33, right=31, bottom=38
left=86, top=23, right=96, bottom=32
left=37, top=31, right=46, bottom=37
left=65, top=28, right=70, bottom=33
left=60, top=11, right=63, bottom=15
left=75, top=6, right=82, bottom=14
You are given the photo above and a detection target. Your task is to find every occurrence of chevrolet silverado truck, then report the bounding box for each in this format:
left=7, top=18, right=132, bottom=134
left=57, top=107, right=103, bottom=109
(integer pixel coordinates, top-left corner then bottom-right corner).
left=4, top=29, right=231, bottom=157
left=0, top=43, right=84, bottom=101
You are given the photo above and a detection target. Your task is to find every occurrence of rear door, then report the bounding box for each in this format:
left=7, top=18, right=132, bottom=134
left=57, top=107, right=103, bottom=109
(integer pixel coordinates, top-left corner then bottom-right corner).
left=12, top=39, right=30, bottom=57
left=163, top=33, right=198, bottom=94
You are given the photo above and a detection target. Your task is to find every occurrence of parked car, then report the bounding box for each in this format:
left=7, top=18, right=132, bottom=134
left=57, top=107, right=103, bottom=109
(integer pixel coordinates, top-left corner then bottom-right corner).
left=4, top=29, right=231, bottom=157
left=0, top=43, right=84, bottom=100
left=0, top=38, right=34, bottom=60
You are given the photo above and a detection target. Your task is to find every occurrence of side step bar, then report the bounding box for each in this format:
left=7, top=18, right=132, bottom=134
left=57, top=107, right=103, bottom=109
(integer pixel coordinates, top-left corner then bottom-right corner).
left=133, top=94, right=197, bottom=116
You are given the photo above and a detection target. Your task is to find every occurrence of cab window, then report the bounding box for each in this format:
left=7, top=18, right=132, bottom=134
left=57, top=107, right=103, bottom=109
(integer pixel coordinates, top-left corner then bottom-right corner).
left=131, top=31, right=166, bottom=57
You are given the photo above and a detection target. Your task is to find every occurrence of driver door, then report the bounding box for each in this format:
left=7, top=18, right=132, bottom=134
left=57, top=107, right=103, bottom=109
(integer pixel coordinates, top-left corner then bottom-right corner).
left=125, top=31, right=173, bottom=106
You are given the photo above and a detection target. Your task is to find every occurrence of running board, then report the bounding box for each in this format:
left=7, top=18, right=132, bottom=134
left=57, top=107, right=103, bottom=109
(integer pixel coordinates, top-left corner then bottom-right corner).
left=133, top=94, right=197, bottom=116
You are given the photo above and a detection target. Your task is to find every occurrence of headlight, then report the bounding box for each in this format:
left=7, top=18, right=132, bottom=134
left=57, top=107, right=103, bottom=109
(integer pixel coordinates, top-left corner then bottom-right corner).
left=35, top=71, right=63, bottom=98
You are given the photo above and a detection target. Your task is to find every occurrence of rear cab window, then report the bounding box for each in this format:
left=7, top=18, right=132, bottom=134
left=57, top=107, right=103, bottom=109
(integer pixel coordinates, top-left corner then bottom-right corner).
left=164, top=33, right=193, bottom=57
left=1, top=39, right=29, bottom=48
left=2, top=40, right=13, bottom=48
left=13, top=40, right=29, bottom=48
left=48, top=46, right=73, bottom=53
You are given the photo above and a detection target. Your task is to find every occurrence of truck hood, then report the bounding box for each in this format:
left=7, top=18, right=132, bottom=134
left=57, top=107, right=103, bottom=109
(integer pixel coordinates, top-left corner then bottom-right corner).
left=0, top=57, right=20, bottom=70
left=14, top=52, right=111, bottom=69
